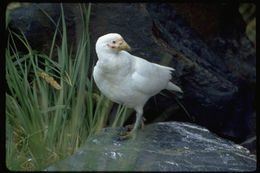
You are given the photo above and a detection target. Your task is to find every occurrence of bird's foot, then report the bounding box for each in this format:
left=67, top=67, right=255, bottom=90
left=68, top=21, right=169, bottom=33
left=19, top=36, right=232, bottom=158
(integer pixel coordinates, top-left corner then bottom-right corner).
left=141, top=117, right=146, bottom=129
left=119, top=116, right=146, bottom=140
left=119, top=129, right=136, bottom=140
left=124, top=117, right=146, bottom=131
left=125, top=124, right=134, bottom=130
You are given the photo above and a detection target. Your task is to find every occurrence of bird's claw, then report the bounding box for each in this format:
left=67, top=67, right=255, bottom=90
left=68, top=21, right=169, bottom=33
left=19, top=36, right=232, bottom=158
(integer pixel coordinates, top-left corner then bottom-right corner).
left=125, top=117, right=146, bottom=131
left=119, top=130, right=136, bottom=140
left=119, top=117, right=146, bottom=140
left=125, top=124, right=134, bottom=130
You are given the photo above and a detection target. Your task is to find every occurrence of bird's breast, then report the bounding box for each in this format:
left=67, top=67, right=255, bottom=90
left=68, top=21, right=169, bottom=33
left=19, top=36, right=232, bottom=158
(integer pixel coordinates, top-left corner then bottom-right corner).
left=93, top=64, right=124, bottom=93
left=93, top=64, right=136, bottom=105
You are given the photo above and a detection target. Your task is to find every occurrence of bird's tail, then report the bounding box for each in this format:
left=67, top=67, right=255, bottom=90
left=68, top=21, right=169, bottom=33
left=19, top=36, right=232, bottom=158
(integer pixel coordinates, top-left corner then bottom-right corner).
left=166, top=82, right=183, bottom=93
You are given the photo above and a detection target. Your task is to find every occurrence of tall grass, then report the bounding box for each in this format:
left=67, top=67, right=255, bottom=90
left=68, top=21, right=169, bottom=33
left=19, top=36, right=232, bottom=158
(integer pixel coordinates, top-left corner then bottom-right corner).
left=6, top=3, right=129, bottom=171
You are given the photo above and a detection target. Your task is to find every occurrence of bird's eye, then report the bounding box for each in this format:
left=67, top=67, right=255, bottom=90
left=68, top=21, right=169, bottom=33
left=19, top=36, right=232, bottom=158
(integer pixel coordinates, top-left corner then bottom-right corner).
left=112, top=41, right=116, bottom=44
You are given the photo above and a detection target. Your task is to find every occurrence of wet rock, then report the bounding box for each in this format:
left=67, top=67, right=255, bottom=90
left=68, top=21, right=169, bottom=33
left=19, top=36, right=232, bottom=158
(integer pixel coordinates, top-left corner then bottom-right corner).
left=45, top=122, right=256, bottom=171
left=240, top=136, right=256, bottom=155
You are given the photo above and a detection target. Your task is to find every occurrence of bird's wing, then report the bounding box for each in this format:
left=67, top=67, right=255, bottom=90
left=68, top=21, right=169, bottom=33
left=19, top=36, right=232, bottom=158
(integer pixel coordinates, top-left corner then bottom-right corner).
left=131, top=55, right=174, bottom=95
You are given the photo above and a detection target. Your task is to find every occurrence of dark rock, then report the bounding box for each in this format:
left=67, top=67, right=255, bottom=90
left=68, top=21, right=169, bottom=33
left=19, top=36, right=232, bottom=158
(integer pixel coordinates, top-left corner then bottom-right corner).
left=8, top=3, right=82, bottom=58
left=45, top=122, right=256, bottom=171
left=146, top=3, right=255, bottom=145
left=89, top=3, right=157, bottom=65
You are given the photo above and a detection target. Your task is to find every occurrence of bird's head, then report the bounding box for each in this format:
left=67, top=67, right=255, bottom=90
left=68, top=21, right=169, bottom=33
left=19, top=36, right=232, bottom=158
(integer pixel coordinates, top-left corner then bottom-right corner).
left=96, top=33, right=131, bottom=53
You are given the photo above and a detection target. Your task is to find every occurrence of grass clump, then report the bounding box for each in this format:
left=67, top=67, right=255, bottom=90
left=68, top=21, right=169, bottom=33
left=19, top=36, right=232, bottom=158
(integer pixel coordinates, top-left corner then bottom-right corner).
left=6, top=3, right=128, bottom=171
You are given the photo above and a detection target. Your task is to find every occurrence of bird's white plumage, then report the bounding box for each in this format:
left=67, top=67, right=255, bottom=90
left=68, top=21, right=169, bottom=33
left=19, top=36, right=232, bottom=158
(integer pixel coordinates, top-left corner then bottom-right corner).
left=93, top=33, right=182, bottom=138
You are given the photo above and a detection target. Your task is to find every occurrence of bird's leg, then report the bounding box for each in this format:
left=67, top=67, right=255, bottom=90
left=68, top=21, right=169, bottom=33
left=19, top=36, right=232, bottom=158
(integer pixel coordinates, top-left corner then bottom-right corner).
left=140, top=117, right=146, bottom=130
left=125, top=117, right=146, bottom=130
left=120, top=109, right=143, bottom=140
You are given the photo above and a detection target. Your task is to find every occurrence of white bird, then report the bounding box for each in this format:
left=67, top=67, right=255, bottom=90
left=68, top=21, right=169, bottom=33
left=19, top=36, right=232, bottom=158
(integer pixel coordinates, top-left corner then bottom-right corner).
left=93, top=33, right=183, bottom=139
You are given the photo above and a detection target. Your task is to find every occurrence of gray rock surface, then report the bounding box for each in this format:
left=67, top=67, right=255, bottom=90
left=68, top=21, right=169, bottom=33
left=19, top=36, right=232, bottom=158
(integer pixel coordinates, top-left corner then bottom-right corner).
left=45, top=122, right=256, bottom=171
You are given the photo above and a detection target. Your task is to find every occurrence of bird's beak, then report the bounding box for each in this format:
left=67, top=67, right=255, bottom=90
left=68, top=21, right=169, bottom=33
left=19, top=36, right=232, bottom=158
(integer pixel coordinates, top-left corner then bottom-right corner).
left=118, top=40, right=131, bottom=52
